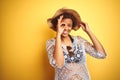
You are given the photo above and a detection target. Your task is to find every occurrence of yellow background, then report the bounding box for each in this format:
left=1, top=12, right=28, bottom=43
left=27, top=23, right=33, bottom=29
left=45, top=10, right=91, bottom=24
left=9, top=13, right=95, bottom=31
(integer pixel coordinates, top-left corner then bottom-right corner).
left=1, top=0, right=120, bottom=80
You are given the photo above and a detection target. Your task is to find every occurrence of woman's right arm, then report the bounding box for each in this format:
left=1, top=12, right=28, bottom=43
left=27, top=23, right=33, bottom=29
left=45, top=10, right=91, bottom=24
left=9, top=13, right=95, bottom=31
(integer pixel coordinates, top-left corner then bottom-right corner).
left=53, top=16, right=65, bottom=67
left=53, top=32, right=64, bottom=67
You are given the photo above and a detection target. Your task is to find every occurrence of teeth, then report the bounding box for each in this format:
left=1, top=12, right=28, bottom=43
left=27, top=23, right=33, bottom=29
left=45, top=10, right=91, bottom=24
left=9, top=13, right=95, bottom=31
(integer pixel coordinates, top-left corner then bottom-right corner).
left=63, top=31, right=67, bottom=34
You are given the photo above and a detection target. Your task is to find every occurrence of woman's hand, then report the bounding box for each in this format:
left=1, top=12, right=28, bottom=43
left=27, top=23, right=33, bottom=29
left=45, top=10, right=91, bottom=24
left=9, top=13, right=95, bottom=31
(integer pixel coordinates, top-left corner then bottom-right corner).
left=80, top=21, right=106, bottom=56
left=80, top=21, right=91, bottom=33
left=57, top=15, right=65, bottom=35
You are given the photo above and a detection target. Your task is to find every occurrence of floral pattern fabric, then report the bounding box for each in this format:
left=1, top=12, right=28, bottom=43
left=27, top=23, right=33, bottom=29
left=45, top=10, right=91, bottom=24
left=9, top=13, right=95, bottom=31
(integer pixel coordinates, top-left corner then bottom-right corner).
left=46, top=36, right=106, bottom=80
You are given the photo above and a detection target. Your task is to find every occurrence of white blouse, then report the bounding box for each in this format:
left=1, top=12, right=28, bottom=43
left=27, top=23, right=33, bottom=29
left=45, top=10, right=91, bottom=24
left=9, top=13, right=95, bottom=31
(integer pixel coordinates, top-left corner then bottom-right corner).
left=46, top=36, right=106, bottom=80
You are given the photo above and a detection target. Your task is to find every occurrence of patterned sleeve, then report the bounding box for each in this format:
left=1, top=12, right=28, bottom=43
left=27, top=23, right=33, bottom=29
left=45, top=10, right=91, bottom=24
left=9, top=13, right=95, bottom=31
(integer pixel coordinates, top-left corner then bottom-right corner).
left=46, top=39, right=58, bottom=68
left=77, top=36, right=106, bottom=59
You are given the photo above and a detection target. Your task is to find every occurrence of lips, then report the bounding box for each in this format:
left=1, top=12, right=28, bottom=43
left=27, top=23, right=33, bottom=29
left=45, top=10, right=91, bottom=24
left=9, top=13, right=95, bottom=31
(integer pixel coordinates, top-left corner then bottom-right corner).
left=63, top=31, right=68, bottom=34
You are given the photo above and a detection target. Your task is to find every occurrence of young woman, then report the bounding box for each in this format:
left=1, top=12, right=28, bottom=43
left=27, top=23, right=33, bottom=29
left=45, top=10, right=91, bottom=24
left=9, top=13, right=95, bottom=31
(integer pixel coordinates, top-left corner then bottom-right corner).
left=46, top=8, right=107, bottom=80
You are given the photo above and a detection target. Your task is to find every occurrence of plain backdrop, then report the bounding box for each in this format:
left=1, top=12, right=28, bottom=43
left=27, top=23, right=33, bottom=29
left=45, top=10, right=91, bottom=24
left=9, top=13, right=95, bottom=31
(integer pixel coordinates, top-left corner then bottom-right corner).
left=1, top=0, right=120, bottom=80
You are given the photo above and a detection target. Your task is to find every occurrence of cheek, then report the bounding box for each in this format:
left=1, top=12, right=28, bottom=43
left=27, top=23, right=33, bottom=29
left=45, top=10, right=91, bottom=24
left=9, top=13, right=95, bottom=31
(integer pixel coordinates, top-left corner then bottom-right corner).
left=68, top=27, right=72, bottom=30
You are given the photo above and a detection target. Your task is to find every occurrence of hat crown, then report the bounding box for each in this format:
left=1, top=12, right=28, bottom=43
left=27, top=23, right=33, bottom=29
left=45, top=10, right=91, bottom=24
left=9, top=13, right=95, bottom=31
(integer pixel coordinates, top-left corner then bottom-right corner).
left=47, top=8, right=82, bottom=31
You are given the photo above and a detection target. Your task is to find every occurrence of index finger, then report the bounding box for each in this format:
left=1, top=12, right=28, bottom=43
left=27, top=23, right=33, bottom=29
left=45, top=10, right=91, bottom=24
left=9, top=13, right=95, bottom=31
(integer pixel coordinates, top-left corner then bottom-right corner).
left=80, top=21, right=86, bottom=27
left=58, top=15, right=63, bottom=24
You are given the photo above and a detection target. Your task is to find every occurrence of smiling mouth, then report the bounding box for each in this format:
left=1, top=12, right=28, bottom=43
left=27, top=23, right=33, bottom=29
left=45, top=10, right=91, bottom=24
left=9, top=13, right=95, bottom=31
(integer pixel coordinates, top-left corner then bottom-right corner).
left=63, top=31, right=68, bottom=34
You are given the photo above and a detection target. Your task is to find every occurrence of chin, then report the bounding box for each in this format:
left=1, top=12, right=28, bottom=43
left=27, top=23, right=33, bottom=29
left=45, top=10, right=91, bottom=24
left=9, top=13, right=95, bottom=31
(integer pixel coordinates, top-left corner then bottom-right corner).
left=61, top=34, right=69, bottom=37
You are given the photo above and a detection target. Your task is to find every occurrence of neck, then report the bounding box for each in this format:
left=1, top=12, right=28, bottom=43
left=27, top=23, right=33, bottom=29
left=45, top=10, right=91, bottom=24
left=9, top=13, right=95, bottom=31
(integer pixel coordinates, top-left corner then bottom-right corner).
left=61, top=35, right=69, bottom=40
left=61, top=35, right=72, bottom=46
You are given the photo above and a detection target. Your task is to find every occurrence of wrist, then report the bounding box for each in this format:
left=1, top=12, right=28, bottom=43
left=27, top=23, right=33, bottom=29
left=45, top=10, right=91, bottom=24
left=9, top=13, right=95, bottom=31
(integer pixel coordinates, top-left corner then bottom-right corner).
left=86, top=30, right=93, bottom=37
left=56, top=32, right=61, bottom=37
left=86, top=29, right=91, bottom=34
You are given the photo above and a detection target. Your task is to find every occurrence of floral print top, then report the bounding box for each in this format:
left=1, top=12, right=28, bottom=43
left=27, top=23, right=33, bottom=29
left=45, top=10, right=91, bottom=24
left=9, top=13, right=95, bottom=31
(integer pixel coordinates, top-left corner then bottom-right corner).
left=46, top=36, right=106, bottom=80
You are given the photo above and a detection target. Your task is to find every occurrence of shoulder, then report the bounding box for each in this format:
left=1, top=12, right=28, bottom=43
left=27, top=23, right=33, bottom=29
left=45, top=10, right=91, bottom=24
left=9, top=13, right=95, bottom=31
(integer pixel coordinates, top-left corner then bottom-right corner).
left=46, top=38, right=55, bottom=50
left=46, top=38, right=55, bottom=45
left=72, top=35, right=87, bottom=43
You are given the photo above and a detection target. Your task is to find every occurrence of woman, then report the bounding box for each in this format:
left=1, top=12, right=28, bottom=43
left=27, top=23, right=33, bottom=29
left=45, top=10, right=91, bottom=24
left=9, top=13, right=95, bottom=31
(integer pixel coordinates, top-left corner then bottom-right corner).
left=46, top=8, right=107, bottom=80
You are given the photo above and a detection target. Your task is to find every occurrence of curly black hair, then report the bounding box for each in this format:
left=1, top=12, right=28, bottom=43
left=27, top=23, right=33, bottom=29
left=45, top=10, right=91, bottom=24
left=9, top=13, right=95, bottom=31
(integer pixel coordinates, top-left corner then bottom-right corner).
left=51, top=12, right=77, bottom=30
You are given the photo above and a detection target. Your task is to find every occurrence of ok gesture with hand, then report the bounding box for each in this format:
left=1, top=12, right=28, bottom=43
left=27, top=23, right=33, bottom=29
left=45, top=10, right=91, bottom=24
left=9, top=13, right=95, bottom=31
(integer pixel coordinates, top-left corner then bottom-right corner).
left=57, top=15, right=65, bottom=35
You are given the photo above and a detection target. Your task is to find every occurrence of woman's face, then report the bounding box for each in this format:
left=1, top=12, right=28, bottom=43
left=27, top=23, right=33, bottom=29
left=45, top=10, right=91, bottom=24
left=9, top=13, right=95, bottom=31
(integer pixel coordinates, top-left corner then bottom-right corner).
left=61, top=18, right=73, bottom=37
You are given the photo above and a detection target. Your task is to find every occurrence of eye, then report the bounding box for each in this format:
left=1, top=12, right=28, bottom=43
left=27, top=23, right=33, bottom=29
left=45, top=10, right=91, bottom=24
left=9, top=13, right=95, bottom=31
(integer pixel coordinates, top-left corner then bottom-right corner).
left=61, top=23, right=65, bottom=27
left=68, top=24, right=72, bottom=27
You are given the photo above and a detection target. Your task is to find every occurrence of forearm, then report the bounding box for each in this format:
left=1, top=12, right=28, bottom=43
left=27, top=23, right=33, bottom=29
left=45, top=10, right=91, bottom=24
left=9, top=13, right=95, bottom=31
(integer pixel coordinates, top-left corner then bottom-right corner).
left=86, top=30, right=106, bottom=55
left=53, top=33, right=64, bottom=67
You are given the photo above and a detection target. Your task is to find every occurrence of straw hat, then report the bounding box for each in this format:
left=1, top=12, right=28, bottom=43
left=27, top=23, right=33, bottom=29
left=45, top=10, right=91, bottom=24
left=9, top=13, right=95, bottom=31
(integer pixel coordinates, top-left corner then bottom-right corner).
left=47, top=8, right=82, bottom=31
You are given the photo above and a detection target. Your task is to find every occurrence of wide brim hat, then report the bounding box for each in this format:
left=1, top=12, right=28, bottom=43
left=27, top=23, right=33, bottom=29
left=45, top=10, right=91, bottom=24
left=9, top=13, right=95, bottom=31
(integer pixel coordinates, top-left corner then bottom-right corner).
left=47, top=8, right=82, bottom=31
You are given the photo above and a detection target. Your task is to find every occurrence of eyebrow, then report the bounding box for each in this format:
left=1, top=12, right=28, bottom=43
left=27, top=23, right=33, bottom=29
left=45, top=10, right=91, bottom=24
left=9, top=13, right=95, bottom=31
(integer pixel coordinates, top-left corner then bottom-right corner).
left=67, top=24, right=72, bottom=26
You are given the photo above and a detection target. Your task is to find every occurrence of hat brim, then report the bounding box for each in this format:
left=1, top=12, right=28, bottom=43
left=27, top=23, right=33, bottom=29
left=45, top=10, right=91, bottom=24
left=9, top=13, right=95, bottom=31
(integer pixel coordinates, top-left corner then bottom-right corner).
left=47, top=8, right=82, bottom=31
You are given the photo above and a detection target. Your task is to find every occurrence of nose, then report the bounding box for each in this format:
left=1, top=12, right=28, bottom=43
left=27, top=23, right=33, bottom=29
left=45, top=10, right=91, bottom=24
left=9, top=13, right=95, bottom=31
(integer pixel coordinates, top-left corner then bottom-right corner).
left=64, top=25, right=69, bottom=30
